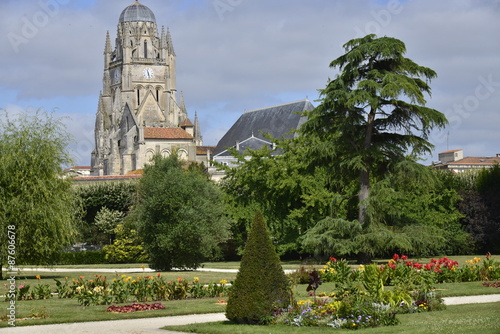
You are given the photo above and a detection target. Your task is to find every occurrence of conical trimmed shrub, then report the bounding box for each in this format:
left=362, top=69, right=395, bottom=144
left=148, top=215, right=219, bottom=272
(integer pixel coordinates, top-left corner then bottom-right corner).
left=226, top=211, right=293, bottom=324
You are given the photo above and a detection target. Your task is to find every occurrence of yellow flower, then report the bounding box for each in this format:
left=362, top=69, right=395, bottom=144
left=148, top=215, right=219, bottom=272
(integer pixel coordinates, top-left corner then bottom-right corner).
left=329, top=268, right=336, bottom=274
left=319, top=269, right=325, bottom=274
left=121, top=274, right=126, bottom=278
left=473, top=257, right=481, bottom=263
left=358, top=265, right=365, bottom=271
left=220, top=280, right=228, bottom=285
left=488, top=266, right=493, bottom=270
left=132, top=280, right=137, bottom=283
left=193, top=277, right=200, bottom=283
left=35, top=275, right=41, bottom=280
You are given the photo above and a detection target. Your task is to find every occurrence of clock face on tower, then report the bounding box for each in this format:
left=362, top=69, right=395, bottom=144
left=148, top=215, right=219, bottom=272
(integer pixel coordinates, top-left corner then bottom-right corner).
left=143, top=67, right=154, bottom=79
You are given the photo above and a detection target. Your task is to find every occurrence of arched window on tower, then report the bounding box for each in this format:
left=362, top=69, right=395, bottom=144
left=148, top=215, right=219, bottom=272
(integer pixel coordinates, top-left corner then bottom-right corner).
left=137, top=88, right=140, bottom=106
left=144, top=40, right=148, bottom=58
left=156, top=87, right=160, bottom=102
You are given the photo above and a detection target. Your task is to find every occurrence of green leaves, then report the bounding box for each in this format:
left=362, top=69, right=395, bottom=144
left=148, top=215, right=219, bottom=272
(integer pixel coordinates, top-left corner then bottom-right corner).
left=136, top=154, right=231, bottom=270
left=0, top=109, right=77, bottom=268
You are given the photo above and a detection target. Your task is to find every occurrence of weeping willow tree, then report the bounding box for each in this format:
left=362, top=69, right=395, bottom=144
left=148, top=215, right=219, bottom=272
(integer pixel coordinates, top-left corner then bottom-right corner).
left=300, top=35, right=451, bottom=260
left=0, top=109, right=77, bottom=279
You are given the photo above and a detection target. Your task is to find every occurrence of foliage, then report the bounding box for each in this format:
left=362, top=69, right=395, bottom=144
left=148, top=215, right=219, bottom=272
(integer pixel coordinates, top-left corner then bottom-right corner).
left=102, top=223, right=148, bottom=263
left=301, top=162, right=468, bottom=259
left=220, top=139, right=333, bottom=257
left=73, top=181, right=137, bottom=245
left=300, top=34, right=447, bottom=233
left=49, top=274, right=231, bottom=306
left=226, top=211, right=294, bottom=324
left=136, top=154, right=231, bottom=271
left=0, top=109, right=77, bottom=279
left=94, top=207, right=125, bottom=244
left=467, top=166, right=500, bottom=253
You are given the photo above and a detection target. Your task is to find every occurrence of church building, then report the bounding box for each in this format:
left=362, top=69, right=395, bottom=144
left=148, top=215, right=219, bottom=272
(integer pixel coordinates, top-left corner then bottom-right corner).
left=91, top=1, right=203, bottom=176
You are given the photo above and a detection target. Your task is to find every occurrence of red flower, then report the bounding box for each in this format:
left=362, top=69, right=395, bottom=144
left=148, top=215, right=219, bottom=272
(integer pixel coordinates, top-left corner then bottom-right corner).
left=486, top=252, right=491, bottom=259
left=393, top=254, right=400, bottom=261
left=329, top=257, right=337, bottom=262
left=401, top=255, right=408, bottom=260
left=424, top=263, right=432, bottom=270
left=413, top=263, right=422, bottom=269
left=388, top=262, right=397, bottom=269
left=405, top=261, right=413, bottom=266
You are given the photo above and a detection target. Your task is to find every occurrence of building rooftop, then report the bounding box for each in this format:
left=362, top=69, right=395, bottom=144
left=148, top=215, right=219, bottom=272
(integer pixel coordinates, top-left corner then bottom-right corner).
left=144, top=127, right=193, bottom=139
left=119, top=1, right=156, bottom=23
left=214, top=99, right=313, bottom=155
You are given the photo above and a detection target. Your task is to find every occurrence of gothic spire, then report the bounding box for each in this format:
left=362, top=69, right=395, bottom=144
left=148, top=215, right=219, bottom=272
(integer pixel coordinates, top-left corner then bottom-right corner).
left=105, top=31, right=112, bottom=54
left=194, top=112, right=202, bottom=144
left=160, top=26, right=167, bottom=49
left=166, top=27, right=176, bottom=56
left=179, top=91, right=187, bottom=113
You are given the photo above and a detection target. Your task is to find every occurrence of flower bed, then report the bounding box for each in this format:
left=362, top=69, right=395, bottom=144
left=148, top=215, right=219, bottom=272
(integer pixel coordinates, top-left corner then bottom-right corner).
left=5, top=274, right=232, bottom=306
left=106, top=302, right=165, bottom=313
left=275, top=254, right=499, bottom=329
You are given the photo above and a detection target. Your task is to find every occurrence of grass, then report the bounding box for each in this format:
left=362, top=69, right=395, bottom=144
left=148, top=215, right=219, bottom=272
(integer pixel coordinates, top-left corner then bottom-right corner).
left=1, top=256, right=499, bottom=330
left=163, top=302, right=500, bottom=334
left=0, top=297, right=226, bottom=328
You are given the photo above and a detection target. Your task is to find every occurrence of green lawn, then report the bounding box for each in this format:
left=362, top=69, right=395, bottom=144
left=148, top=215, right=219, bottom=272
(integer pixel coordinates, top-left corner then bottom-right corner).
left=1, top=256, right=499, bottom=330
left=0, top=297, right=226, bottom=328
left=163, top=302, right=500, bottom=334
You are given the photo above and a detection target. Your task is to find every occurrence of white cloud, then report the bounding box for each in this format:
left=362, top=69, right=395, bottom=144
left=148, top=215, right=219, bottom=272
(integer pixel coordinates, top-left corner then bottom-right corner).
left=1, top=0, right=499, bottom=165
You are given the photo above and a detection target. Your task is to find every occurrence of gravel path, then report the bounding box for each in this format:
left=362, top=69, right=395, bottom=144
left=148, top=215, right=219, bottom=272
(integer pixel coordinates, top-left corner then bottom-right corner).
left=1, top=294, right=498, bottom=334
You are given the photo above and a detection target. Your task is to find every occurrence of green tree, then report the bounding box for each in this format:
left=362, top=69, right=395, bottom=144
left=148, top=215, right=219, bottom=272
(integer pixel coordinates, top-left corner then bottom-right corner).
left=94, top=207, right=125, bottom=244
left=102, top=222, right=148, bottom=263
left=226, top=211, right=293, bottom=324
left=73, top=181, right=137, bottom=244
left=0, top=110, right=77, bottom=279
left=301, top=34, right=447, bottom=228
left=220, top=139, right=333, bottom=257
left=136, top=154, right=231, bottom=270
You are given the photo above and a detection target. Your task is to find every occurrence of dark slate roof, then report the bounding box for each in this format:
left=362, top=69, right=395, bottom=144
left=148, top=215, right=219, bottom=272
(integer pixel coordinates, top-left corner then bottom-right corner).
left=119, top=1, right=156, bottom=23
left=213, top=99, right=313, bottom=155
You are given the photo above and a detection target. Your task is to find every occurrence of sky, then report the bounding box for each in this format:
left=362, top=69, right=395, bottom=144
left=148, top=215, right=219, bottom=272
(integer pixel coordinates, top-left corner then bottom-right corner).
left=1, top=0, right=499, bottom=166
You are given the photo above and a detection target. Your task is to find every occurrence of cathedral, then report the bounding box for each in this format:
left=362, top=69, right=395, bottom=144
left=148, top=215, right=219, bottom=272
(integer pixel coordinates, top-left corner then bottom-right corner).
left=91, top=1, right=203, bottom=176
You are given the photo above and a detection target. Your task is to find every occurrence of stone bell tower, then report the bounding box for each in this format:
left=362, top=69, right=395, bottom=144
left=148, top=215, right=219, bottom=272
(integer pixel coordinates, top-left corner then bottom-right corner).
left=91, top=1, right=202, bottom=176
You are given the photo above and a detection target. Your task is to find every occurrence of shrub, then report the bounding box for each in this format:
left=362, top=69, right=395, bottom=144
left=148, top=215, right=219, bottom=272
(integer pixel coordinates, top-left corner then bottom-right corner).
left=102, top=224, right=148, bottom=263
left=226, top=211, right=294, bottom=324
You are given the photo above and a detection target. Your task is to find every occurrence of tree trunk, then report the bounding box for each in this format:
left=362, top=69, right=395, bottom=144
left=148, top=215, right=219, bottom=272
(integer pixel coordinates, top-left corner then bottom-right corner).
left=359, top=169, right=370, bottom=226
left=358, top=107, right=376, bottom=226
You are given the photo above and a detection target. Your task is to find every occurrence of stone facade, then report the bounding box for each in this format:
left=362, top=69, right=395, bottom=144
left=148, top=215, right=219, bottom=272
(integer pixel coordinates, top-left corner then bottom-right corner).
left=91, top=1, right=202, bottom=176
